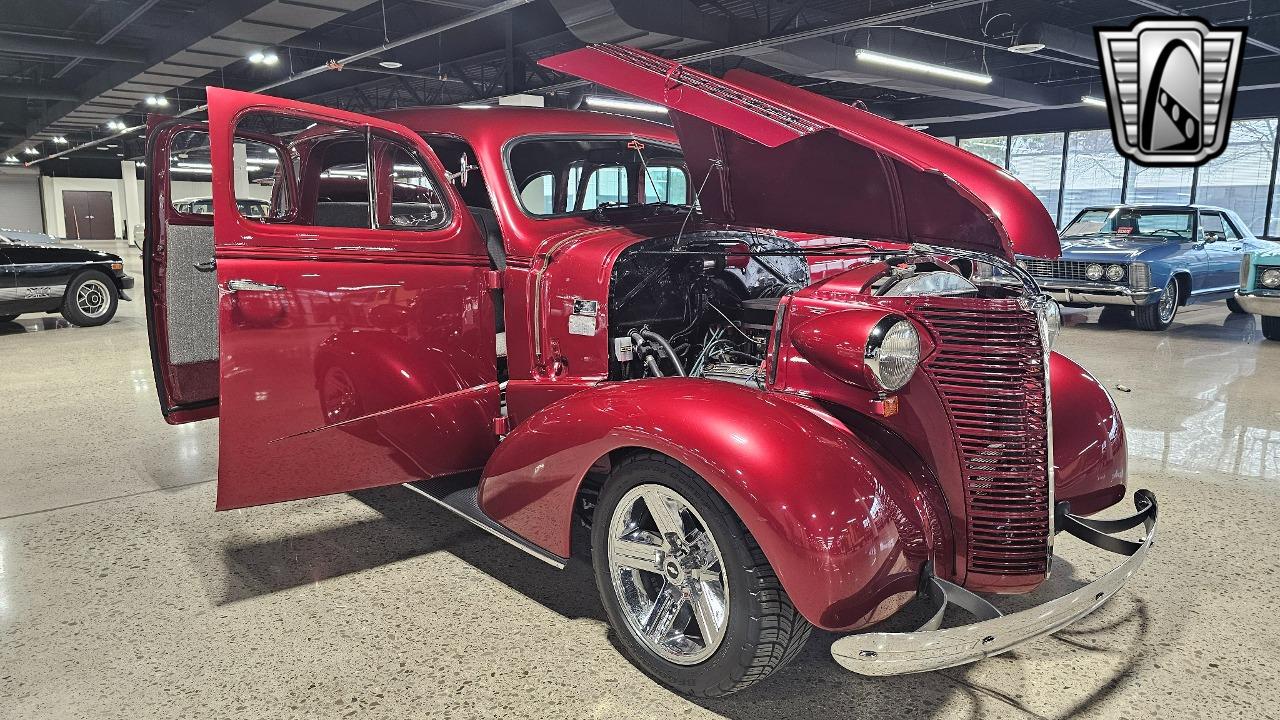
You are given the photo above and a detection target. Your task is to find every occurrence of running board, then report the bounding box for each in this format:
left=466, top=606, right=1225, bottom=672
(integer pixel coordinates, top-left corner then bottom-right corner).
left=402, top=478, right=567, bottom=569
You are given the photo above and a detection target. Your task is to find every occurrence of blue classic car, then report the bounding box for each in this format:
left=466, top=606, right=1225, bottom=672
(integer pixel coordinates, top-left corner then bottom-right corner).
left=1236, top=252, right=1280, bottom=341
left=1017, top=204, right=1280, bottom=330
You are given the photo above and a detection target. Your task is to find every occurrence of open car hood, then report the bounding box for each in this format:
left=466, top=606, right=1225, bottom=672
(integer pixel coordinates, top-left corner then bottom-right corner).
left=541, top=45, right=1060, bottom=260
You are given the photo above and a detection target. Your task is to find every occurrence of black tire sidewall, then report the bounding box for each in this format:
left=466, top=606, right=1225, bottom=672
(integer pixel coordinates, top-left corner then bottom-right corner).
left=590, top=456, right=767, bottom=696
left=61, top=270, right=118, bottom=327
left=1262, top=315, right=1280, bottom=341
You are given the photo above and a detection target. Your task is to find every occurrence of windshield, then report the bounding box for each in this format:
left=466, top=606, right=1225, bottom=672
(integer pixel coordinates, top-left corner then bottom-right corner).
left=507, top=137, right=690, bottom=217
left=1063, top=208, right=1194, bottom=239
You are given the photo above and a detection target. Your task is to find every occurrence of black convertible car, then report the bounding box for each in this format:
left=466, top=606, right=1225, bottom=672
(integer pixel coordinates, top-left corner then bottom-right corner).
left=0, top=229, right=134, bottom=326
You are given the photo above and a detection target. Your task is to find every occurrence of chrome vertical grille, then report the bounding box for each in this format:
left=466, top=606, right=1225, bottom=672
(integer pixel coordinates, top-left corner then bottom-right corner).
left=914, top=299, right=1051, bottom=578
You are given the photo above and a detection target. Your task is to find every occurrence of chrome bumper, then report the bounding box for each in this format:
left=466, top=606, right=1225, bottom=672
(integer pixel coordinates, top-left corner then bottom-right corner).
left=831, top=490, right=1157, bottom=676
left=1037, top=282, right=1160, bottom=306
left=1235, top=291, right=1280, bottom=316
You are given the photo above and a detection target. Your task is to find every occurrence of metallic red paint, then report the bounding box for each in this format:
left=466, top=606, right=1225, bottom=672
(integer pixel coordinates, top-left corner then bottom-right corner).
left=539, top=45, right=1062, bottom=261
left=477, top=378, right=940, bottom=632
left=204, top=88, right=502, bottom=509
left=1049, top=353, right=1128, bottom=515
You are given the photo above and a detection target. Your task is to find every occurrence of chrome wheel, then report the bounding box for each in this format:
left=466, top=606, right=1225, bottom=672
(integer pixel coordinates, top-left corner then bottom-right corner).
left=76, top=279, right=110, bottom=318
left=1158, top=280, right=1178, bottom=323
left=607, top=483, right=729, bottom=665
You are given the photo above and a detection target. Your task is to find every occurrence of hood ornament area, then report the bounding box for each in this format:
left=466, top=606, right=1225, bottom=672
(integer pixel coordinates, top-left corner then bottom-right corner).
left=1095, top=17, right=1246, bottom=166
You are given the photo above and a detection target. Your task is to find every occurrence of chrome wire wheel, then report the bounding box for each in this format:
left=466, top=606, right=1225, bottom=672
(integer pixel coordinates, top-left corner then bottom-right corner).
left=606, top=483, right=729, bottom=665
left=1158, top=280, right=1178, bottom=323
left=76, top=278, right=110, bottom=318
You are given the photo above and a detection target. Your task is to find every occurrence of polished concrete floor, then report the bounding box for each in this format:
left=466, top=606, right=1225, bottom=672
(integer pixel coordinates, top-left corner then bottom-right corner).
left=2, top=241, right=1278, bottom=719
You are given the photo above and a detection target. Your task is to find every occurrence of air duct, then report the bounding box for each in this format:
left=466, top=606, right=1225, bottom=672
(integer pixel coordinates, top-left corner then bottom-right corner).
left=548, top=0, right=751, bottom=51
left=1012, top=22, right=1098, bottom=61
left=0, top=33, right=147, bottom=63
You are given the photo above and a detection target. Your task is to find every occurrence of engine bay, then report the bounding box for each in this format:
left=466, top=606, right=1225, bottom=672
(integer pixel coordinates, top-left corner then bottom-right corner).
left=605, top=232, right=1025, bottom=387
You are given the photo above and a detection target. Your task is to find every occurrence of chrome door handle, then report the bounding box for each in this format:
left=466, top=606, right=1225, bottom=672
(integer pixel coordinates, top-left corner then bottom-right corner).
left=226, top=279, right=284, bottom=293
left=193, top=259, right=216, bottom=272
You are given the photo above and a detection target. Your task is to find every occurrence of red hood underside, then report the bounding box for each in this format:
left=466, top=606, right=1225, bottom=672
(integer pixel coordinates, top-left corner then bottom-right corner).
left=540, top=45, right=1061, bottom=261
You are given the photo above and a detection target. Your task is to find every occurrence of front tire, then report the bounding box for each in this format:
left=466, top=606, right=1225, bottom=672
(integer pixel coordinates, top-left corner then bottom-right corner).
left=591, top=453, right=811, bottom=697
left=1135, top=278, right=1179, bottom=331
left=61, top=270, right=118, bottom=327
left=1263, top=315, right=1280, bottom=341
left=1227, top=297, right=1248, bottom=314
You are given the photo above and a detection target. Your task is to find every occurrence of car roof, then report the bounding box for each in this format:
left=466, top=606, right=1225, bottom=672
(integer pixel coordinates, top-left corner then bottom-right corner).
left=372, top=105, right=678, bottom=144
left=1078, top=203, right=1232, bottom=212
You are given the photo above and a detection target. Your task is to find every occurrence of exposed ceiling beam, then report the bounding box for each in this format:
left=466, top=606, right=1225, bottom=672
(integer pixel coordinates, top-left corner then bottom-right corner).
left=0, top=33, right=147, bottom=63
left=1123, top=0, right=1280, bottom=55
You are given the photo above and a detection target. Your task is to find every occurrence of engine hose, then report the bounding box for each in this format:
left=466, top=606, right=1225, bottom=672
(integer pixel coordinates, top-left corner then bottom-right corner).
left=639, top=328, right=686, bottom=376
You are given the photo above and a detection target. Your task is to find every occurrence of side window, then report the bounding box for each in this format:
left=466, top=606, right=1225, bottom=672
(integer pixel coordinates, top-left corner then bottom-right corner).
left=312, top=136, right=372, bottom=229
left=1220, top=215, right=1243, bottom=240
left=1201, top=212, right=1225, bottom=238
left=519, top=173, right=554, bottom=215
left=168, top=129, right=283, bottom=219
left=372, top=137, right=449, bottom=230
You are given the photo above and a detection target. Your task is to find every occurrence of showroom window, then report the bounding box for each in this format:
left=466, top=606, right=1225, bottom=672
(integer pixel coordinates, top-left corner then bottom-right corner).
left=958, top=136, right=1007, bottom=168
left=1195, top=118, right=1277, bottom=235
left=1008, top=133, right=1065, bottom=220
left=1125, top=164, right=1193, bottom=206
left=1061, top=130, right=1125, bottom=225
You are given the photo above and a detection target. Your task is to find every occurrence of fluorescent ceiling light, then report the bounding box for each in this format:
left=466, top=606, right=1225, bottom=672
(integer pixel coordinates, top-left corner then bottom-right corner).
left=170, top=167, right=211, bottom=174
left=379, top=61, right=403, bottom=69
left=177, top=162, right=213, bottom=170
left=1008, top=43, right=1045, bottom=54
left=3, top=155, right=16, bottom=163
left=1081, top=95, right=1108, bottom=108
left=52, top=136, right=68, bottom=144
left=585, top=96, right=669, bottom=114
left=855, top=49, right=992, bottom=85
left=456, top=104, right=491, bottom=109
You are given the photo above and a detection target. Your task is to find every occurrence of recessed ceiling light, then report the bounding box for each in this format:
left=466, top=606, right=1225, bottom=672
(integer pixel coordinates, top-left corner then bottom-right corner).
left=23, top=147, right=38, bottom=155
left=379, top=60, right=403, bottom=69
left=1009, top=43, right=1046, bottom=54
left=104, top=144, right=118, bottom=149
left=3, top=155, right=17, bottom=163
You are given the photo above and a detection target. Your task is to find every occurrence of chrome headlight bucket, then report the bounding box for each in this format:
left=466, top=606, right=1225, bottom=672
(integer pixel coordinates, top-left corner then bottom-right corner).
left=1262, top=267, right=1280, bottom=289
left=1038, top=296, right=1062, bottom=350
left=866, top=317, right=921, bottom=391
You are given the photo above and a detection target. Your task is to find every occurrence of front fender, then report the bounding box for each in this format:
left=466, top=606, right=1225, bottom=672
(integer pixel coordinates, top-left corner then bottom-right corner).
left=1051, top=352, right=1126, bottom=515
left=478, top=378, right=939, bottom=631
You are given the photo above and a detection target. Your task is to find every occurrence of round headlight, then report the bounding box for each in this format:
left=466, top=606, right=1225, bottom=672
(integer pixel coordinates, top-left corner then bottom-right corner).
left=1085, top=263, right=1104, bottom=281
left=1105, top=264, right=1125, bottom=281
left=867, top=319, right=920, bottom=391
left=1262, top=268, right=1280, bottom=288
left=1039, top=297, right=1062, bottom=350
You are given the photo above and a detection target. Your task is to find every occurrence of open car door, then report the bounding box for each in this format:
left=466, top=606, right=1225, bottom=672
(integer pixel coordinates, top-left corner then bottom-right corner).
left=155, top=87, right=501, bottom=509
left=145, top=117, right=223, bottom=423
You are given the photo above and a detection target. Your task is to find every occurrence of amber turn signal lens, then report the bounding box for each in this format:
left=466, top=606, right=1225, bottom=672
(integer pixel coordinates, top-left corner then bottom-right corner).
left=111, top=262, right=123, bottom=271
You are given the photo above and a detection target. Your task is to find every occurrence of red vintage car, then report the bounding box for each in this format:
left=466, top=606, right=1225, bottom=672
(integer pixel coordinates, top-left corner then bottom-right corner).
left=143, top=44, right=1157, bottom=696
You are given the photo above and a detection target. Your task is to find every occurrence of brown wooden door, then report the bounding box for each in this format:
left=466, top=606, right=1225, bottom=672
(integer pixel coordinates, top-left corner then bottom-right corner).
left=62, top=190, right=116, bottom=239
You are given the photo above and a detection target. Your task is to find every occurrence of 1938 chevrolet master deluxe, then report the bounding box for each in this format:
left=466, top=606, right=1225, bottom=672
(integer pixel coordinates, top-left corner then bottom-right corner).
left=144, top=45, right=1157, bottom=696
